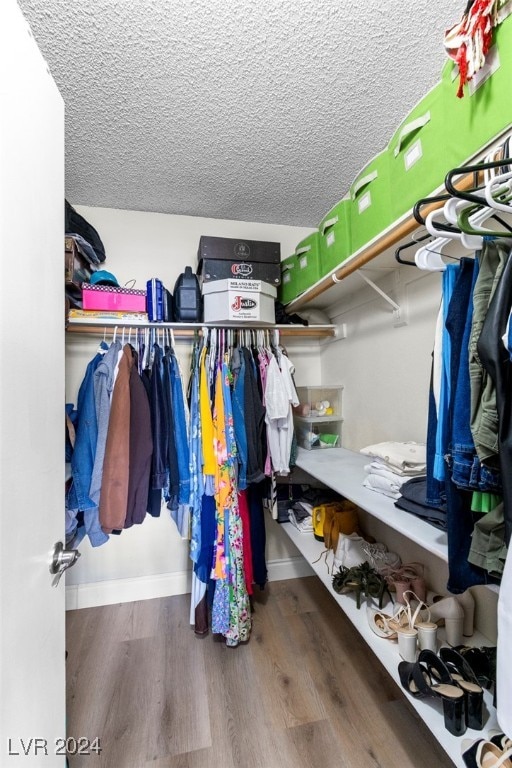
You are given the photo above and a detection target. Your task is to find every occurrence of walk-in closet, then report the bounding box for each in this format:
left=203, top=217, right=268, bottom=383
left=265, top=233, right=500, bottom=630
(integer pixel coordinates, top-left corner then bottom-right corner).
left=3, top=1, right=512, bottom=767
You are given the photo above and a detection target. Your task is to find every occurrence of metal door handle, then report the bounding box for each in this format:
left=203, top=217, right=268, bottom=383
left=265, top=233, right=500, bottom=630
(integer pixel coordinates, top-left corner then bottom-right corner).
left=50, top=541, right=80, bottom=587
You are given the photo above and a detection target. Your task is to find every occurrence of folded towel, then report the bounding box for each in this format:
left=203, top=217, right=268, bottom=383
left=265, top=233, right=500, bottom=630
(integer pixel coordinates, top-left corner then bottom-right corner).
left=360, top=441, right=426, bottom=475
left=363, top=474, right=402, bottom=500
left=363, top=461, right=407, bottom=486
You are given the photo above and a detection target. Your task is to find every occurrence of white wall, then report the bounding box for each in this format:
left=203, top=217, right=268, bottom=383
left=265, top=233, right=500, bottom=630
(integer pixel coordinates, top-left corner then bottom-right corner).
left=322, top=267, right=442, bottom=451
left=65, top=206, right=317, bottom=608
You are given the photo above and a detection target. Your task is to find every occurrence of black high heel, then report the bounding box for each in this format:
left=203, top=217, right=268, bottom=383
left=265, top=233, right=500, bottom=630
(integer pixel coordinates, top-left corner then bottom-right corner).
left=398, top=650, right=466, bottom=736
left=439, top=647, right=485, bottom=730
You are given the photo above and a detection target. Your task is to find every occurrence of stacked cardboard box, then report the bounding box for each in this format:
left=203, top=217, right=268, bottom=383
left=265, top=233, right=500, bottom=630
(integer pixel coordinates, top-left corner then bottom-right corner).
left=197, top=236, right=281, bottom=324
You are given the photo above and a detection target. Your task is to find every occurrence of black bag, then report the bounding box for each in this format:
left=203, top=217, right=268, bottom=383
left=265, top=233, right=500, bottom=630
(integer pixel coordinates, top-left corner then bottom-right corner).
left=65, top=200, right=106, bottom=263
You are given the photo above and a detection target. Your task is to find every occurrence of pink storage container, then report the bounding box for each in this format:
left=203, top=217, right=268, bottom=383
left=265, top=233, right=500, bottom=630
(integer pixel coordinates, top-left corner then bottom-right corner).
left=82, top=282, right=146, bottom=312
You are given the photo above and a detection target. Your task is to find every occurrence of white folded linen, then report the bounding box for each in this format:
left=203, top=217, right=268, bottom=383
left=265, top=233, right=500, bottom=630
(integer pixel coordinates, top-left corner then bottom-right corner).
left=363, top=461, right=407, bottom=487
left=360, top=441, right=426, bottom=475
left=363, top=473, right=402, bottom=500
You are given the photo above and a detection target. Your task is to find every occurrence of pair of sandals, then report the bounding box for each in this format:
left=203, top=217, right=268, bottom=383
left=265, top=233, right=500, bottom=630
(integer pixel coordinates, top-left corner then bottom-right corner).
left=331, top=561, right=392, bottom=609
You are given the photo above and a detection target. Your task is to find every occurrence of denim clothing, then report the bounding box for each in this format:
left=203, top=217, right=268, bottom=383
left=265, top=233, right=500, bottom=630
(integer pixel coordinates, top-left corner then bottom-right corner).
left=161, top=349, right=179, bottom=511
left=426, top=353, right=445, bottom=508
left=90, top=340, right=122, bottom=508
left=434, top=264, right=460, bottom=481
left=170, top=353, right=190, bottom=506
left=470, top=240, right=508, bottom=462
left=445, top=258, right=500, bottom=491
left=67, top=342, right=109, bottom=548
left=444, top=478, right=487, bottom=593
left=477, top=241, right=512, bottom=546
left=231, top=347, right=248, bottom=490
left=147, top=345, right=167, bottom=517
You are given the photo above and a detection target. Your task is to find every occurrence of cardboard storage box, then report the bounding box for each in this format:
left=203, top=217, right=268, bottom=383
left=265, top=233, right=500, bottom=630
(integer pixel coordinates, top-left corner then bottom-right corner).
left=202, top=279, right=276, bottom=324
left=197, top=235, right=281, bottom=264
left=199, top=258, right=281, bottom=286
left=349, top=151, right=393, bottom=254
left=82, top=282, right=147, bottom=312
left=318, top=199, right=351, bottom=275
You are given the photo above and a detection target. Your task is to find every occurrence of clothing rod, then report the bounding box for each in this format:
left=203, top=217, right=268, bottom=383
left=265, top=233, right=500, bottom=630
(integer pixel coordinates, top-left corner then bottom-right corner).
left=65, top=320, right=337, bottom=338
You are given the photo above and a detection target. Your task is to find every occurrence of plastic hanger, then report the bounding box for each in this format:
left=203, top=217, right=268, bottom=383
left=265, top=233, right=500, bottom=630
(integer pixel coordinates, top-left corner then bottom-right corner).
left=395, top=233, right=432, bottom=266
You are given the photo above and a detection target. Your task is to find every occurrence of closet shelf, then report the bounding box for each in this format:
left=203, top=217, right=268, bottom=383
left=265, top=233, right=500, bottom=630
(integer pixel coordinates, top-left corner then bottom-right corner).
left=293, top=446, right=448, bottom=561
left=280, top=520, right=497, bottom=768
left=285, top=171, right=478, bottom=313
left=65, top=319, right=337, bottom=340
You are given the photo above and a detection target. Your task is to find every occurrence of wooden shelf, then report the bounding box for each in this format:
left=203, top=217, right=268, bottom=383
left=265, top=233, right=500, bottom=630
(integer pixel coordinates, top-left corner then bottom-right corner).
left=65, top=319, right=337, bottom=340
left=285, top=173, right=478, bottom=313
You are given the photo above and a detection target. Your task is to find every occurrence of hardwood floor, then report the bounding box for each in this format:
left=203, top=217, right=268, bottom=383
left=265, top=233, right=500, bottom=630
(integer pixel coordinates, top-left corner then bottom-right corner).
left=66, top=577, right=455, bottom=768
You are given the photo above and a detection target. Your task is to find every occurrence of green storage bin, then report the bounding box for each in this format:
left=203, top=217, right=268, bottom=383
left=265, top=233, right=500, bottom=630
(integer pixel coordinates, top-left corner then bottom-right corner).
left=278, top=254, right=299, bottom=304
left=294, top=231, right=322, bottom=293
left=318, top=197, right=351, bottom=276
left=387, top=83, right=450, bottom=221
left=349, top=151, right=393, bottom=253
left=441, top=11, right=512, bottom=169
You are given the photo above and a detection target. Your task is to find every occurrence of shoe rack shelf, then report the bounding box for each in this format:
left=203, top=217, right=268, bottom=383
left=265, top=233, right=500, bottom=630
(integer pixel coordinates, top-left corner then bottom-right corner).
left=279, top=447, right=498, bottom=767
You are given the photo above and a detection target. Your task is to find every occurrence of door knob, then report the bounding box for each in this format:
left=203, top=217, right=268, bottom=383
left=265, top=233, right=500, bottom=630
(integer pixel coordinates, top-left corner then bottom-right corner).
left=50, top=541, right=80, bottom=587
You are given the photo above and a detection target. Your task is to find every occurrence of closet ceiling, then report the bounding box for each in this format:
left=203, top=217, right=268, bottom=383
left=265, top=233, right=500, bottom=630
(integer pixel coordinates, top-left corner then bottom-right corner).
left=19, top=0, right=463, bottom=227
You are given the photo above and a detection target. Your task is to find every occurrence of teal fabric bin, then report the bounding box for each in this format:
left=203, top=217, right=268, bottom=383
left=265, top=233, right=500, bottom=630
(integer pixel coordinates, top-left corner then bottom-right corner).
left=349, top=152, right=393, bottom=253
left=318, top=198, right=351, bottom=276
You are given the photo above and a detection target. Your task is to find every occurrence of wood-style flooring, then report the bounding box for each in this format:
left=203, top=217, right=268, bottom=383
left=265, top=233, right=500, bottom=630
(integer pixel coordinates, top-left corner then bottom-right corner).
left=66, top=576, right=455, bottom=768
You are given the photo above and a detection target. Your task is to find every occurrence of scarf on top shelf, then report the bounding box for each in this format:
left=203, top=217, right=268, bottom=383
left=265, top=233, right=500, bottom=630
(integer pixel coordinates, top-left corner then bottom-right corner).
left=66, top=327, right=300, bottom=648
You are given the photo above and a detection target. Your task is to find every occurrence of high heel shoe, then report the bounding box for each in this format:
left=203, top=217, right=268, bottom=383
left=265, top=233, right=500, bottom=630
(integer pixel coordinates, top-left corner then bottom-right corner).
left=384, top=563, right=427, bottom=604
left=429, top=596, right=464, bottom=647
left=439, top=647, right=485, bottom=730
left=456, top=590, right=475, bottom=637
left=461, top=739, right=512, bottom=768
left=398, top=649, right=466, bottom=736
left=332, top=562, right=392, bottom=609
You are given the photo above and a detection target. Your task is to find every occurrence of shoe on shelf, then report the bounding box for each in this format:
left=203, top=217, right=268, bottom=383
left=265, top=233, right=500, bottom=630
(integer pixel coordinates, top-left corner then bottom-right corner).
left=461, top=739, right=512, bottom=768
left=332, top=561, right=392, bottom=609
left=367, top=589, right=428, bottom=638
left=439, top=647, right=485, bottom=730
left=398, top=649, right=466, bottom=736
left=383, top=562, right=426, bottom=604
left=429, top=597, right=464, bottom=647
left=333, top=533, right=401, bottom=574
left=333, top=532, right=367, bottom=570
left=360, top=540, right=401, bottom=573
left=488, top=731, right=512, bottom=752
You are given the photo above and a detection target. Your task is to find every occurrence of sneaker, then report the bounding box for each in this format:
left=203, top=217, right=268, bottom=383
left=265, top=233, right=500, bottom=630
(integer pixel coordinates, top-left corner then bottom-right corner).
left=361, top=541, right=401, bottom=573
left=333, top=533, right=367, bottom=570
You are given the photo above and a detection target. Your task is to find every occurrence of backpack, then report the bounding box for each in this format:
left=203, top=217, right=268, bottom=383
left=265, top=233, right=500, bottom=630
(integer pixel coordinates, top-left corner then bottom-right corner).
left=65, top=200, right=106, bottom=263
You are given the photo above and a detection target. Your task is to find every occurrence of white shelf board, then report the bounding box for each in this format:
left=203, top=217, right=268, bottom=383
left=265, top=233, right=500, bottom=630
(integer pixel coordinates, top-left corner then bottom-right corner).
left=293, top=415, right=344, bottom=424
left=295, top=447, right=449, bottom=562
left=280, top=520, right=498, bottom=768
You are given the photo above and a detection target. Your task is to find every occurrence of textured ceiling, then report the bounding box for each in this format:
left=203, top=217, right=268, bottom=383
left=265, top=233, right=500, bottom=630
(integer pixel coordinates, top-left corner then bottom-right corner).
left=18, top=0, right=463, bottom=227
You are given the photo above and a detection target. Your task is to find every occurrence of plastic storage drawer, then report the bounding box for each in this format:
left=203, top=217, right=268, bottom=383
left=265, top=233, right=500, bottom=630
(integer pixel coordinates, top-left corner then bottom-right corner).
left=318, top=197, right=351, bottom=276
left=349, top=151, right=393, bottom=254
